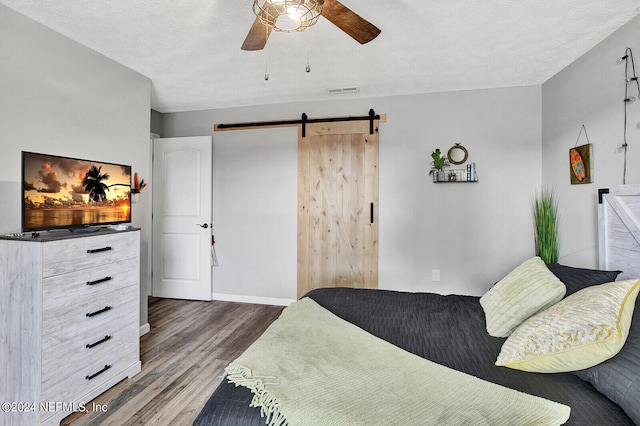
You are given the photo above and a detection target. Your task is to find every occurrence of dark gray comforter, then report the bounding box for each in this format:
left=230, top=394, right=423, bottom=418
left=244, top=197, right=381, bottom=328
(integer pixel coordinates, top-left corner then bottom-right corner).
left=194, top=288, right=633, bottom=425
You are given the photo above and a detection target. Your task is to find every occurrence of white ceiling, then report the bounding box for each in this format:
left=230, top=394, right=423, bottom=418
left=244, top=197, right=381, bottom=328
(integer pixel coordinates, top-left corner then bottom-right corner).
left=2, top=1, right=640, bottom=113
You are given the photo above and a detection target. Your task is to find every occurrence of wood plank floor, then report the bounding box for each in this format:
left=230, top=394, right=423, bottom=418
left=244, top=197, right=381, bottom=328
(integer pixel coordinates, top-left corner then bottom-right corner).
left=61, top=297, right=284, bottom=426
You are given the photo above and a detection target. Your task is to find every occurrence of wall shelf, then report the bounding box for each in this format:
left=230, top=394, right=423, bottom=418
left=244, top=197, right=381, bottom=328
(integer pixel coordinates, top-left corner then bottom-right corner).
left=432, top=164, right=478, bottom=183
left=434, top=179, right=478, bottom=183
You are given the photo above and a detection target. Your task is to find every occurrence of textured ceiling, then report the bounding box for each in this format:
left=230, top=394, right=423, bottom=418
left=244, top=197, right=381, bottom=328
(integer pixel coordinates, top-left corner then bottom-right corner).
left=2, top=0, right=640, bottom=113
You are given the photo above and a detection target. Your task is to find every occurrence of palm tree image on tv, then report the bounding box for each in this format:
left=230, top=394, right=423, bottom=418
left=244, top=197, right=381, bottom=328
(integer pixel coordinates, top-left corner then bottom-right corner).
left=22, top=152, right=132, bottom=230
left=82, top=165, right=110, bottom=203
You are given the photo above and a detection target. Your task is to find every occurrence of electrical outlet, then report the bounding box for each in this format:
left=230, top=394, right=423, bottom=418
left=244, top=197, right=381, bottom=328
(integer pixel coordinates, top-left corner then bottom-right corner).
left=432, top=269, right=440, bottom=282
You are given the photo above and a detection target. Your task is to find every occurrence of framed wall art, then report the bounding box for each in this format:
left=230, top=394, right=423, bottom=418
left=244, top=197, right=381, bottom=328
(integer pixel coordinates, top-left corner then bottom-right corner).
left=570, top=143, right=593, bottom=184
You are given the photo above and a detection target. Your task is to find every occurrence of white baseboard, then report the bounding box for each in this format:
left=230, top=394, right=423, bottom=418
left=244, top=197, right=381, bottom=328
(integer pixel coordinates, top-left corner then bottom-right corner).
left=212, top=293, right=295, bottom=307
left=139, top=323, right=150, bottom=336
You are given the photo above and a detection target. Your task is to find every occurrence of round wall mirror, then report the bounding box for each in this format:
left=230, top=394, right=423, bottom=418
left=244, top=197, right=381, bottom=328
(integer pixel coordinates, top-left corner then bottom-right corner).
left=447, top=143, right=468, bottom=165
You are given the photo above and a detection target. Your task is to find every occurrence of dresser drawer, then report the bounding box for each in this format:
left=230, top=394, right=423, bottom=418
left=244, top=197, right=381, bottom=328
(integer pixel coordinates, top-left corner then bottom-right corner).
left=42, top=231, right=139, bottom=277
left=41, top=326, right=139, bottom=403
left=42, top=321, right=138, bottom=392
left=43, top=258, right=138, bottom=310
left=42, top=284, right=138, bottom=350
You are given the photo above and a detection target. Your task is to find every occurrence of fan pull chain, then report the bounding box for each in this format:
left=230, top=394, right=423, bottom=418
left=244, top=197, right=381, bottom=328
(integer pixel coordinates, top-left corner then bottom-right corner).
left=306, top=30, right=311, bottom=73
left=264, top=22, right=270, bottom=80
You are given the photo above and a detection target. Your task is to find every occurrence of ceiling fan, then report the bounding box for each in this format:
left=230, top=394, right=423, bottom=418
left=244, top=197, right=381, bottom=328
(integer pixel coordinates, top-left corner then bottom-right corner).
left=242, top=0, right=381, bottom=51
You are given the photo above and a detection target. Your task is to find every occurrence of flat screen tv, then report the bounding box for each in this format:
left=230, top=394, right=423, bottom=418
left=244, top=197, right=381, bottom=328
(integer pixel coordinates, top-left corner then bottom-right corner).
left=22, top=151, right=132, bottom=232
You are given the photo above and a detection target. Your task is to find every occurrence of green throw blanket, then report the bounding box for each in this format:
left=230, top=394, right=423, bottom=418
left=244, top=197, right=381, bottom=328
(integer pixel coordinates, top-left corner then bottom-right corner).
left=225, top=298, right=570, bottom=425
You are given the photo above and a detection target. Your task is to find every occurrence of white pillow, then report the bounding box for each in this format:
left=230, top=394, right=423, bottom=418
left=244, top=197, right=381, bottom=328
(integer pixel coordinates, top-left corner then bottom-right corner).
left=496, top=279, right=640, bottom=373
left=480, top=257, right=566, bottom=337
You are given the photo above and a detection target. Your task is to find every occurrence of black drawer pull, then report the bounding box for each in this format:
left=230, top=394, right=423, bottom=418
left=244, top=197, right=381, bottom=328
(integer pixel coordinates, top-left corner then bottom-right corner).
left=86, top=364, right=111, bottom=381
left=87, top=246, right=112, bottom=254
left=86, top=276, right=112, bottom=286
left=86, top=306, right=112, bottom=317
left=86, top=335, right=112, bottom=349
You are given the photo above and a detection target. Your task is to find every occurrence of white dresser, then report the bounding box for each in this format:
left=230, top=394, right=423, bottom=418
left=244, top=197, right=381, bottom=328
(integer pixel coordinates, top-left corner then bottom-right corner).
left=0, top=229, right=142, bottom=426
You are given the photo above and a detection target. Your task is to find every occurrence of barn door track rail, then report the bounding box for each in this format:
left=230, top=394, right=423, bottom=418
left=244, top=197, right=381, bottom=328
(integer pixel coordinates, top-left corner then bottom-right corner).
left=214, top=109, right=386, bottom=136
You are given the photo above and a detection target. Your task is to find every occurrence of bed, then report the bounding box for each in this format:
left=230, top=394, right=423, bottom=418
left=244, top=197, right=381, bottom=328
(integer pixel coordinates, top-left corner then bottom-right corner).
left=194, top=185, right=640, bottom=425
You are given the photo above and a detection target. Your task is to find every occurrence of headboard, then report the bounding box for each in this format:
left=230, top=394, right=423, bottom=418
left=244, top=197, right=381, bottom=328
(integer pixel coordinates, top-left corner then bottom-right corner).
left=598, top=184, right=640, bottom=280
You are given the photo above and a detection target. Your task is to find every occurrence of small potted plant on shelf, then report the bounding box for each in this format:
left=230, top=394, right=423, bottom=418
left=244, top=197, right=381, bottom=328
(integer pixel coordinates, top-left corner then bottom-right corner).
left=131, top=172, right=147, bottom=203
left=429, top=148, right=450, bottom=182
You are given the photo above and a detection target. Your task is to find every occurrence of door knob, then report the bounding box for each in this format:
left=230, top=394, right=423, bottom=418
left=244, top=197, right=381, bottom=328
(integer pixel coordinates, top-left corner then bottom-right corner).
left=197, top=223, right=209, bottom=229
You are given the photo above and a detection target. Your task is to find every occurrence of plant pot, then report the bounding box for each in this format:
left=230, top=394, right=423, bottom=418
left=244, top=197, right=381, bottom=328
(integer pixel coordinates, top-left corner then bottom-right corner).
left=432, top=170, right=446, bottom=182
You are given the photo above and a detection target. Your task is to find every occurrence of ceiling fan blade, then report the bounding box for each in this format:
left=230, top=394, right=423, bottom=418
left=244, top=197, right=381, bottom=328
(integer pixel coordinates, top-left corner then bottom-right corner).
left=321, top=0, right=381, bottom=44
left=241, top=15, right=273, bottom=51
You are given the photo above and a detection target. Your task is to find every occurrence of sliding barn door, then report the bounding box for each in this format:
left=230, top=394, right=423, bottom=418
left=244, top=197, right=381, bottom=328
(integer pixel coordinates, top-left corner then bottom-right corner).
left=298, top=121, right=379, bottom=297
left=598, top=184, right=640, bottom=280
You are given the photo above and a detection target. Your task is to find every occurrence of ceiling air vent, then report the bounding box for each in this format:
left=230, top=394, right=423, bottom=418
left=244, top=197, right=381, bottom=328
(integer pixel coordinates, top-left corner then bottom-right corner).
left=325, top=86, right=360, bottom=95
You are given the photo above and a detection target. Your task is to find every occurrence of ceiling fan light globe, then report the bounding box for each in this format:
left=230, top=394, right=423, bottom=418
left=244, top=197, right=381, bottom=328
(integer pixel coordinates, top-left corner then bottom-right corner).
left=277, top=13, right=302, bottom=31
left=286, top=5, right=304, bottom=21
left=253, top=0, right=322, bottom=32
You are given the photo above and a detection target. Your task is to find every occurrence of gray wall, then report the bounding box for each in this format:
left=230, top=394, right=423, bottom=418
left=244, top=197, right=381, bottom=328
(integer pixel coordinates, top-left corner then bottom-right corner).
left=542, top=14, right=640, bottom=268
left=151, top=109, right=163, bottom=136
left=0, top=5, right=153, bottom=327
left=163, top=85, right=542, bottom=299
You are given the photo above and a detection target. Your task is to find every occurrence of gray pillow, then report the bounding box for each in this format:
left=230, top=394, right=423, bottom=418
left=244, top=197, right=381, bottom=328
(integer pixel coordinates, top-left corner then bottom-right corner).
left=572, top=299, right=640, bottom=424
left=546, top=263, right=621, bottom=296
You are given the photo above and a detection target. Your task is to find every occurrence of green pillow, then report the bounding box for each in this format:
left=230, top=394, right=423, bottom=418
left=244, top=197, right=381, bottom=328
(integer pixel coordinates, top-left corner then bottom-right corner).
left=496, top=279, right=640, bottom=373
left=480, top=257, right=566, bottom=337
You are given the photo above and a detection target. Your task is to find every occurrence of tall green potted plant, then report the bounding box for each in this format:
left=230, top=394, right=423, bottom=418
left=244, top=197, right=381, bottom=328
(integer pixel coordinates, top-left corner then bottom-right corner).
left=533, top=189, right=559, bottom=263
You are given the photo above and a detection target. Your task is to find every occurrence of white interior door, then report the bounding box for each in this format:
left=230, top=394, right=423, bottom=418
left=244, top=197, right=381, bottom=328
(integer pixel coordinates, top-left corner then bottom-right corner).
left=152, top=136, right=213, bottom=301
